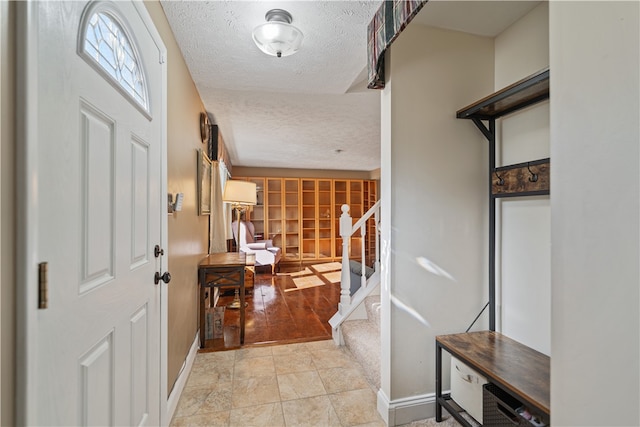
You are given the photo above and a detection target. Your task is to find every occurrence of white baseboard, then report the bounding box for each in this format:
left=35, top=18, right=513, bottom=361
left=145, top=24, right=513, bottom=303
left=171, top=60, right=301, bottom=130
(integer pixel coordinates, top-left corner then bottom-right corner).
left=377, top=389, right=440, bottom=426
left=166, top=332, right=199, bottom=423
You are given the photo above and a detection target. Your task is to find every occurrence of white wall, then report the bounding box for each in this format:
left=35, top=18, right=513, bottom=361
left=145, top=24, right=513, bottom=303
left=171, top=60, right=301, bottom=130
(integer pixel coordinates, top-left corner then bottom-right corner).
left=382, top=24, right=493, bottom=424
left=494, top=2, right=551, bottom=355
left=550, top=2, right=639, bottom=425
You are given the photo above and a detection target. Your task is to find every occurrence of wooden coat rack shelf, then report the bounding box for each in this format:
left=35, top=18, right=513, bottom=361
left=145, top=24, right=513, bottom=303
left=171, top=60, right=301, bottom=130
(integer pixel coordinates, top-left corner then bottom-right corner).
left=437, top=68, right=552, bottom=427
left=456, top=67, right=550, bottom=330
left=457, top=67, right=549, bottom=121
left=493, top=158, right=550, bottom=197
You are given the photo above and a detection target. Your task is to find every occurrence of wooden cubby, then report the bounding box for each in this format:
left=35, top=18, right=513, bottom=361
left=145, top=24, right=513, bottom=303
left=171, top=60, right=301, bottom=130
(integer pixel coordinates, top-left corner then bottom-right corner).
left=266, top=178, right=283, bottom=250
left=363, top=180, right=378, bottom=266
left=317, top=180, right=333, bottom=259
left=300, top=179, right=333, bottom=260
left=333, top=180, right=364, bottom=260
left=301, top=179, right=317, bottom=260
left=283, top=179, right=300, bottom=260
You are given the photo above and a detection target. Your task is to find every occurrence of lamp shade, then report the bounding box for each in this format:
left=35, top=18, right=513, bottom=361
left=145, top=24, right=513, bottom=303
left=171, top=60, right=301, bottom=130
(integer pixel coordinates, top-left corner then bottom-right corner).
left=223, top=180, right=257, bottom=206
left=252, top=9, right=303, bottom=58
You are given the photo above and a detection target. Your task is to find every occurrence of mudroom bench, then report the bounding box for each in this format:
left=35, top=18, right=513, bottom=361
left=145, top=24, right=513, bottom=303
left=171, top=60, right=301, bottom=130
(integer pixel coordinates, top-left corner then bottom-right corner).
left=436, top=331, right=550, bottom=426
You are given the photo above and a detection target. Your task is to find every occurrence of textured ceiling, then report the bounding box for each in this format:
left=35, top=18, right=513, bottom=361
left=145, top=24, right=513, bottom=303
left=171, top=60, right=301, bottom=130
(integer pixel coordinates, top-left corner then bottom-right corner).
left=161, top=0, right=383, bottom=171
left=161, top=0, right=541, bottom=172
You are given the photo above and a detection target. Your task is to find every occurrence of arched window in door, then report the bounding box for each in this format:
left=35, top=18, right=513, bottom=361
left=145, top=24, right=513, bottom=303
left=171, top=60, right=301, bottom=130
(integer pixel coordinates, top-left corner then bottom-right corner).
left=78, top=3, right=150, bottom=114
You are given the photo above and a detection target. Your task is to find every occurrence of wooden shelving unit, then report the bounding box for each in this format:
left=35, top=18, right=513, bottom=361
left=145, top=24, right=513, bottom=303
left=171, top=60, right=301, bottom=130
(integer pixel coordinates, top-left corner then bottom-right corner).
left=317, top=180, right=333, bottom=259
left=284, top=179, right=300, bottom=261
left=333, top=180, right=365, bottom=259
left=237, top=176, right=377, bottom=264
left=333, top=180, right=347, bottom=259
left=440, top=68, right=552, bottom=426
left=300, top=179, right=334, bottom=260
left=266, top=178, right=283, bottom=251
left=456, top=67, right=550, bottom=330
left=301, top=179, right=316, bottom=260
left=348, top=181, right=363, bottom=258
left=363, top=180, right=378, bottom=266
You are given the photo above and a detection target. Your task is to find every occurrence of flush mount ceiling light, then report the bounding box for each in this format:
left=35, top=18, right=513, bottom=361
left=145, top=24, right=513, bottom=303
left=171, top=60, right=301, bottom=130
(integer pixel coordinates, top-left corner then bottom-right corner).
left=252, top=9, right=303, bottom=58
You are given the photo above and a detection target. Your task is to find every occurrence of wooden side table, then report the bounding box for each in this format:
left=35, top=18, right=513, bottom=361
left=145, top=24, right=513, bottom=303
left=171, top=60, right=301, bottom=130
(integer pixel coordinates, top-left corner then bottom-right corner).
left=198, top=252, right=246, bottom=348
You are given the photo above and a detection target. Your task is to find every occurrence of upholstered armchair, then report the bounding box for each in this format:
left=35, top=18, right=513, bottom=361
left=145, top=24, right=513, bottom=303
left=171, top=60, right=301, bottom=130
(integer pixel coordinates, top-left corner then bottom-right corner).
left=232, top=220, right=282, bottom=275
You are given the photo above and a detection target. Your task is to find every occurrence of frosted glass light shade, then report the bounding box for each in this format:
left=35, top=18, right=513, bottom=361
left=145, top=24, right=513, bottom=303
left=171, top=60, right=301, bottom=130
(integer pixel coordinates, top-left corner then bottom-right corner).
left=252, top=9, right=303, bottom=58
left=223, top=180, right=257, bottom=206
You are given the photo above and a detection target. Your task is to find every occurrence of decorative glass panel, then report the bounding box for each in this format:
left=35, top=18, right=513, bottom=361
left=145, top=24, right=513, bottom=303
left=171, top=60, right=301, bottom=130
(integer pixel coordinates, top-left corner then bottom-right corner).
left=83, top=11, right=149, bottom=111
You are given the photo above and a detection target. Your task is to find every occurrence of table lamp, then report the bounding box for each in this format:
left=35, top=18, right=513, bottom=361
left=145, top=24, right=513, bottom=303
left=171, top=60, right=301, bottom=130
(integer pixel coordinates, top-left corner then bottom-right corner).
left=222, top=180, right=257, bottom=308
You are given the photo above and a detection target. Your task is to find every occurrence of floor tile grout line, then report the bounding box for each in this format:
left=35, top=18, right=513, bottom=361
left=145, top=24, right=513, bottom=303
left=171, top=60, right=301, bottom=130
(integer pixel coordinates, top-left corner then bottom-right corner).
left=173, top=341, right=384, bottom=426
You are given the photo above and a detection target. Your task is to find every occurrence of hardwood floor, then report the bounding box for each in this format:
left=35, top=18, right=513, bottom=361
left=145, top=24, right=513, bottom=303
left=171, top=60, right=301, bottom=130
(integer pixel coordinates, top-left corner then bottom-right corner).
left=201, top=264, right=341, bottom=352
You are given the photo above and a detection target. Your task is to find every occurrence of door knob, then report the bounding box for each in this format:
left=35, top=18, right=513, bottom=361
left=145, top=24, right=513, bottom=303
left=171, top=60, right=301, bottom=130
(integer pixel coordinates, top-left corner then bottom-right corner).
left=154, top=271, right=171, bottom=285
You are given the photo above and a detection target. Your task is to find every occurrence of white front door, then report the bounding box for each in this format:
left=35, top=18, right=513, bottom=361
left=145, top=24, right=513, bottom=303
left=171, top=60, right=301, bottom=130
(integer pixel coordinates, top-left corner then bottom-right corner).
left=17, top=1, right=167, bottom=425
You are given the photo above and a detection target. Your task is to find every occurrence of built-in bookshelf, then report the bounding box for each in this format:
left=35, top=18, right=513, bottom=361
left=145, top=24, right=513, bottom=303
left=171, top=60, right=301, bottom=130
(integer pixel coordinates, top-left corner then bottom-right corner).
left=283, top=179, right=300, bottom=260
left=236, top=176, right=377, bottom=263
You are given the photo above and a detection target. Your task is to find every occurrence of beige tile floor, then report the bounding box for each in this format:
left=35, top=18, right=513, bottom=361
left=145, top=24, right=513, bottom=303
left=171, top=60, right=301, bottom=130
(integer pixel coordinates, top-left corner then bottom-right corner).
left=170, top=340, right=386, bottom=427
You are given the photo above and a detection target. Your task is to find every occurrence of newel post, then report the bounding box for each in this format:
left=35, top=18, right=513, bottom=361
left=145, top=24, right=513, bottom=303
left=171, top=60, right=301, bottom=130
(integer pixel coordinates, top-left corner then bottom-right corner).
left=339, top=204, right=352, bottom=310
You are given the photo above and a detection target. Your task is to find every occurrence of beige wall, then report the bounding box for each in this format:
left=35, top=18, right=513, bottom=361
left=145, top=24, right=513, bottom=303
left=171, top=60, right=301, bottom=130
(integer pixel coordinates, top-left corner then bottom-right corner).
left=381, top=24, right=493, bottom=423
left=145, top=1, right=209, bottom=395
left=369, top=168, right=381, bottom=180
left=0, top=1, right=15, bottom=425
left=494, top=2, right=550, bottom=355
left=550, top=2, right=639, bottom=425
left=233, top=166, right=376, bottom=180
left=381, top=3, right=639, bottom=425
left=494, top=2, right=549, bottom=88
left=381, top=6, right=551, bottom=422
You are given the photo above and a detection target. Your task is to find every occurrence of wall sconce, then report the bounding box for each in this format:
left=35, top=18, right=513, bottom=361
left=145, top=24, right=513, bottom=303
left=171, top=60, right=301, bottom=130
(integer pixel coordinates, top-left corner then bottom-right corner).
left=168, top=193, right=184, bottom=214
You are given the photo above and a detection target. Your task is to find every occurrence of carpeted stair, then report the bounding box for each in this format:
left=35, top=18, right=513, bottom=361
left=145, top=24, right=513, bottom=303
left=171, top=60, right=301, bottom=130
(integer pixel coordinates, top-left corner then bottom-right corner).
left=341, top=294, right=381, bottom=390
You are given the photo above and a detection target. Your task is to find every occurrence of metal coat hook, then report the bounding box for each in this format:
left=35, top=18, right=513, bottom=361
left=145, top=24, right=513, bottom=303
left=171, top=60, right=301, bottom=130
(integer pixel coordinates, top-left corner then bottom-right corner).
left=494, top=171, right=504, bottom=186
left=527, top=162, right=538, bottom=183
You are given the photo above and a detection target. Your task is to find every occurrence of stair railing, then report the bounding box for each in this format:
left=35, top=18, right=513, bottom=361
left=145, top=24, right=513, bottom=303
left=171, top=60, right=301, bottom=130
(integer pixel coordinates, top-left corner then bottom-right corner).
left=338, top=200, right=381, bottom=311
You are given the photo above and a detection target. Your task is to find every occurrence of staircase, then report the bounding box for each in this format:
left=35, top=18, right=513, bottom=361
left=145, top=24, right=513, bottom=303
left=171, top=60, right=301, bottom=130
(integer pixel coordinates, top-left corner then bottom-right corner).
left=341, top=294, right=381, bottom=390
left=329, top=201, right=382, bottom=390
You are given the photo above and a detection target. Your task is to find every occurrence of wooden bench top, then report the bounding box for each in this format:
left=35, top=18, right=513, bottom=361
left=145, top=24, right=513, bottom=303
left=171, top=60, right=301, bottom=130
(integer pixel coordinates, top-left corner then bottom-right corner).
left=436, top=331, right=550, bottom=415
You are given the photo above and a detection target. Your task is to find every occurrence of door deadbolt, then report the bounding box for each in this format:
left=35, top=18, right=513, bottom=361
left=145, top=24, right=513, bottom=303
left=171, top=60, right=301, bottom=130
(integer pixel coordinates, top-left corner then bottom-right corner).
left=154, top=245, right=164, bottom=258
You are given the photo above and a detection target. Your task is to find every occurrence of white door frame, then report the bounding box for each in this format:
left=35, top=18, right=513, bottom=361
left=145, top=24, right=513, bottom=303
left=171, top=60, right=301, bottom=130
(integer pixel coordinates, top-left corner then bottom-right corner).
left=14, top=2, right=169, bottom=425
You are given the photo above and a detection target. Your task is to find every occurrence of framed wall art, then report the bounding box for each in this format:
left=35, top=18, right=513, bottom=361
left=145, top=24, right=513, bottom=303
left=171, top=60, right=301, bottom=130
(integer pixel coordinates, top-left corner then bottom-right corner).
left=200, top=112, right=210, bottom=144
left=198, top=149, right=212, bottom=215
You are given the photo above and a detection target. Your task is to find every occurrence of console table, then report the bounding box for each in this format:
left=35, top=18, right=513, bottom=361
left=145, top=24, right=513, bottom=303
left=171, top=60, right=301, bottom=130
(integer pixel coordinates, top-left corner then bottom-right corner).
left=198, top=252, right=246, bottom=348
left=436, top=331, right=550, bottom=426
